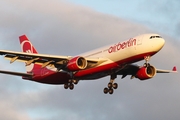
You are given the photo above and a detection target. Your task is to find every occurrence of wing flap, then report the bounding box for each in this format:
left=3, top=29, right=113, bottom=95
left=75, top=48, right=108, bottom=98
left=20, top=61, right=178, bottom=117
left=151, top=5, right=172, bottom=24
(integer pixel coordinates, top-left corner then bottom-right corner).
left=0, top=50, right=71, bottom=68
left=1, top=50, right=70, bottom=61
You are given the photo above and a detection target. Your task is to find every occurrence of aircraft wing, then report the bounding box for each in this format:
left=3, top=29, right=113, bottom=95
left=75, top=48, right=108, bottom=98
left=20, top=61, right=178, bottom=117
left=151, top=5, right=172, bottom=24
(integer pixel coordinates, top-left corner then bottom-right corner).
left=156, top=66, right=177, bottom=73
left=117, top=64, right=177, bottom=79
left=0, top=50, right=106, bottom=69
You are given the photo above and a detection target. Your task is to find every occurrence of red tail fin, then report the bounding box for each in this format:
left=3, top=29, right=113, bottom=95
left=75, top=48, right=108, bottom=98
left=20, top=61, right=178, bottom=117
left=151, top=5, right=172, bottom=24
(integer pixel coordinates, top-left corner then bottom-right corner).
left=19, top=35, right=38, bottom=54
left=19, top=35, right=41, bottom=73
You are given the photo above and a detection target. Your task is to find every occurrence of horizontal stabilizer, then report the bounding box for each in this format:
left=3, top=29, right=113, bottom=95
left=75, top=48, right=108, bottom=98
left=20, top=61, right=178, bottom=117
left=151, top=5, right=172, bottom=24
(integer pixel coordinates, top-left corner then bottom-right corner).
left=0, top=70, right=33, bottom=77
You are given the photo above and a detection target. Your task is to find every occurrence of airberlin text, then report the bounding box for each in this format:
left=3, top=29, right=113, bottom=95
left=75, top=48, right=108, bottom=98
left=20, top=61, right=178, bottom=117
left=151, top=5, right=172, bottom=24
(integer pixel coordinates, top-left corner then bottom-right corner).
left=108, top=38, right=136, bottom=53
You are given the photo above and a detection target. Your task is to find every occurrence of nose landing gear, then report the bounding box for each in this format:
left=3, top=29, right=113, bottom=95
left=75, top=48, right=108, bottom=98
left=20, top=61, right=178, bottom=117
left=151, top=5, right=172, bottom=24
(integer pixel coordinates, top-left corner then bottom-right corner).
left=144, top=56, right=151, bottom=67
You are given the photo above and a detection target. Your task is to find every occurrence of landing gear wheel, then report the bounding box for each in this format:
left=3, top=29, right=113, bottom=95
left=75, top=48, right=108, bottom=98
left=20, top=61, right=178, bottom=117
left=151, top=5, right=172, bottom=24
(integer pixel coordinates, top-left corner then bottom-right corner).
left=69, top=84, right=74, bottom=90
left=144, top=63, right=150, bottom=67
left=64, top=83, right=69, bottom=89
left=68, top=79, right=72, bottom=83
left=73, top=80, right=79, bottom=84
left=108, top=83, right=113, bottom=88
left=64, top=79, right=78, bottom=90
left=109, top=89, right=114, bottom=94
left=104, top=87, right=109, bottom=94
left=113, top=83, right=118, bottom=89
left=104, top=74, right=118, bottom=95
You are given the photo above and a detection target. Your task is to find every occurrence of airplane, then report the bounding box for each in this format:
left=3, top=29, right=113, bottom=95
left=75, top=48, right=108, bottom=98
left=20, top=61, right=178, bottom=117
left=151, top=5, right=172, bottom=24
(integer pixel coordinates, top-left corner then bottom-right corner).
left=0, top=34, right=177, bottom=94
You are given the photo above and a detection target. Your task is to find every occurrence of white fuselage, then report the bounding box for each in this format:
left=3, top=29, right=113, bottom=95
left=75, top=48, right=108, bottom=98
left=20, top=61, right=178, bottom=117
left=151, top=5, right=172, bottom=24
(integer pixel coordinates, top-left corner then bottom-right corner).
left=74, top=34, right=165, bottom=79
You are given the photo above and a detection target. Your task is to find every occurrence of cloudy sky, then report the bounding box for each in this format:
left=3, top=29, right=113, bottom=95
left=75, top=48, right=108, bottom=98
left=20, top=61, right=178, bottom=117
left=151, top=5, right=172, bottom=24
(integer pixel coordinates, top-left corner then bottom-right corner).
left=0, top=0, right=180, bottom=120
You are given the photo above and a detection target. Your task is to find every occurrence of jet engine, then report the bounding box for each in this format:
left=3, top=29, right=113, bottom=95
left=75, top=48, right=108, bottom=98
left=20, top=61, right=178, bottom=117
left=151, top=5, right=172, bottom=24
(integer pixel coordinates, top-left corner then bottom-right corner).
left=136, top=65, right=156, bottom=80
left=67, top=56, right=87, bottom=71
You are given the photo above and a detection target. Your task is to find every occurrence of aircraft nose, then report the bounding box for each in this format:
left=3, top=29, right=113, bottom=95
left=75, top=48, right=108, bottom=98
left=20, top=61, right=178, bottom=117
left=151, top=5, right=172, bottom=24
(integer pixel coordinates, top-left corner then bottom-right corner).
left=160, top=38, right=165, bottom=47
left=157, top=38, right=165, bottom=50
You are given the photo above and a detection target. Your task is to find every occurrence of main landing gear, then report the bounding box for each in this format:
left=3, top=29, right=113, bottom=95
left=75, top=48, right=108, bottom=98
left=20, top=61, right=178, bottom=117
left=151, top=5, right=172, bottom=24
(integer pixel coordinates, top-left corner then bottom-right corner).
left=64, top=79, right=79, bottom=90
left=103, top=74, right=118, bottom=95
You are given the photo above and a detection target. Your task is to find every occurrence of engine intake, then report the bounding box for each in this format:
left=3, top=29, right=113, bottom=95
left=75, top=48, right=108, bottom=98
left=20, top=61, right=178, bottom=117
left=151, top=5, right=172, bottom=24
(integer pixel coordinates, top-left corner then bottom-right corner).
left=67, top=56, right=87, bottom=71
left=136, top=65, right=156, bottom=80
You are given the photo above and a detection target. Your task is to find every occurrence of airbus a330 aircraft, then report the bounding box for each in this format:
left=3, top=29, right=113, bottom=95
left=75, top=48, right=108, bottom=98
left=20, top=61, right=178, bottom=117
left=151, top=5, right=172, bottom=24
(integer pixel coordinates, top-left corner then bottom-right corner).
left=0, top=34, right=177, bottom=94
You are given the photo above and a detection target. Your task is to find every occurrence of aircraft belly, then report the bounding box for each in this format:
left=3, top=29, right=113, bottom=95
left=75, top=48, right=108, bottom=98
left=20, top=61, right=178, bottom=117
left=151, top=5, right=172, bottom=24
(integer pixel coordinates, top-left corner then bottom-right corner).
left=27, top=72, right=70, bottom=84
left=78, top=71, right=110, bottom=80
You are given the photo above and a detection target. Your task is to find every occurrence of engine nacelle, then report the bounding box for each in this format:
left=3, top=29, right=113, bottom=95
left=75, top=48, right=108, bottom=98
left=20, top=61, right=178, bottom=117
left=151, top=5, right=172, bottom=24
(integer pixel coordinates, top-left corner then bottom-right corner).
left=67, top=56, right=87, bottom=71
left=136, top=65, right=156, bottom=80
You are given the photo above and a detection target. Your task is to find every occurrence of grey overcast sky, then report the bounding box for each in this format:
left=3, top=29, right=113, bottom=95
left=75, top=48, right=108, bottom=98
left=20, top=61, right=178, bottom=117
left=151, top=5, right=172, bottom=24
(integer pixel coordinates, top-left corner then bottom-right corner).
left=0, top=0, right=179, bottom=120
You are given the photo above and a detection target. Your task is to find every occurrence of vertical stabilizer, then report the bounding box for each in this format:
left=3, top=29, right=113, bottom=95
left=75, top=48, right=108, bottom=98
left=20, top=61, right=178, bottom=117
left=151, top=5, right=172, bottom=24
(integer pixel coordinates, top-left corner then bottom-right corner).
left=19, top=35, right=38, bottom=54
left=19, top=35, right=41, bottom=73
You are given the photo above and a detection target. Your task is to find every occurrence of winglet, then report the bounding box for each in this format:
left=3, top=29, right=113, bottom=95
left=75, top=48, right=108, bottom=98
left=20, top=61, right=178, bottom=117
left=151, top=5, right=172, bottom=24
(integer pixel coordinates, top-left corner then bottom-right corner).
left=172, top=66, right=177, bottom=72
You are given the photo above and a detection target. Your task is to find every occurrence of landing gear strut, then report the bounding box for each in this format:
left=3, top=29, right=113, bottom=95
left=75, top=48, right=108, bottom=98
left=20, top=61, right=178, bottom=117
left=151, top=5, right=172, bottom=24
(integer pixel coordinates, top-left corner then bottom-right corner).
left=144, top=56, right=151, bottom=67
left=104, top=74, right=118, bottom=94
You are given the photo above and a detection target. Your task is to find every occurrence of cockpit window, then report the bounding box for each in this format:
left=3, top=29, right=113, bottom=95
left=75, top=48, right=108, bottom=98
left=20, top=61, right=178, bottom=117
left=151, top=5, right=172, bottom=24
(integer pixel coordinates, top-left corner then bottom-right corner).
left=150, top=36, right=162, bottom=39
